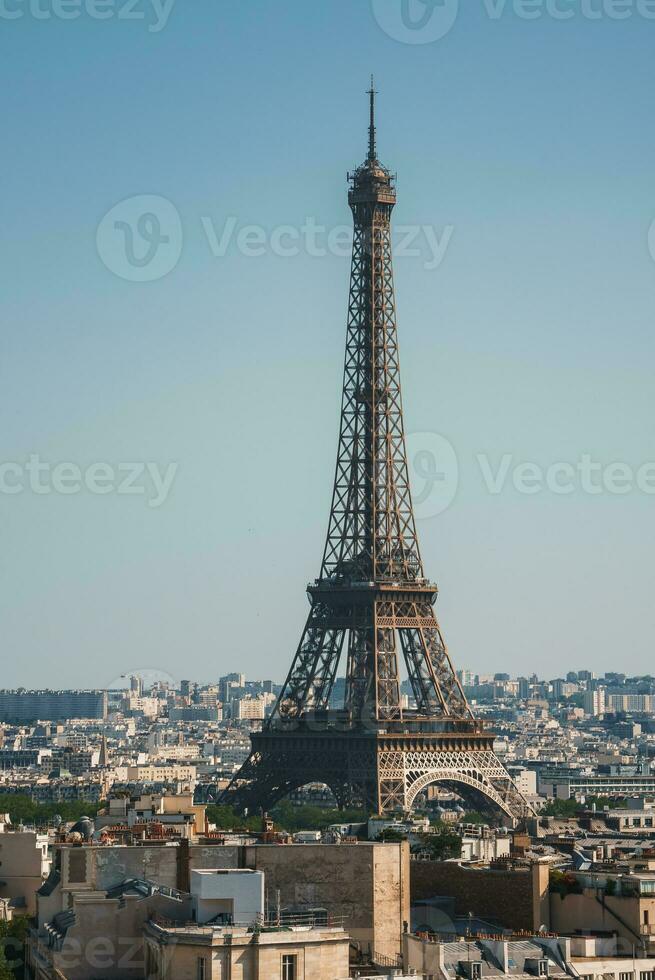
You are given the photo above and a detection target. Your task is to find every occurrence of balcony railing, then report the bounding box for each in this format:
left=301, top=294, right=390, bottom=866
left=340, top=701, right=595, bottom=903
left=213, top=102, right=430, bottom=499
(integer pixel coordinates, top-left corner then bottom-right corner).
left=149, top=910, right=347, bottom=934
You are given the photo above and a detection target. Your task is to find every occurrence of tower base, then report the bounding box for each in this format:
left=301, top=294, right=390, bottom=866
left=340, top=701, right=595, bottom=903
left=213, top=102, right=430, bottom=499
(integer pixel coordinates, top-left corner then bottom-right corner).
left=216, top=719, right=531, bottom=823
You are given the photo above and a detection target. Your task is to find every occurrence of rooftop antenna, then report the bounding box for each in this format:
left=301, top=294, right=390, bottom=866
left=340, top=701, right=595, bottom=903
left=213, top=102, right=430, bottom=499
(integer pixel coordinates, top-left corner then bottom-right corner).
left=367, top=74, right=377, bottom=161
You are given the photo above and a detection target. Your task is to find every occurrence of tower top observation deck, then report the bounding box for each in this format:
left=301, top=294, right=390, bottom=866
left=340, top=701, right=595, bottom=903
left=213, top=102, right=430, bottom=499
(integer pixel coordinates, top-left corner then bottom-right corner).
left=348, top=76, right=396, bottom=208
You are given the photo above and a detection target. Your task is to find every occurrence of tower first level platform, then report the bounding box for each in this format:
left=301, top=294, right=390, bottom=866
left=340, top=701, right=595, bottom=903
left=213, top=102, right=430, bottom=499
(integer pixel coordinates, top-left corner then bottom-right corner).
left=222, top=722, right=530, bottom=821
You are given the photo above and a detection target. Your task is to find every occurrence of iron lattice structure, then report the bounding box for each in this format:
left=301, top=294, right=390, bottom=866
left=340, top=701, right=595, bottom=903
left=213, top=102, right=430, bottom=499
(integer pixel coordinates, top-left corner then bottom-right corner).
left=217, top=84, right=532, bottom=821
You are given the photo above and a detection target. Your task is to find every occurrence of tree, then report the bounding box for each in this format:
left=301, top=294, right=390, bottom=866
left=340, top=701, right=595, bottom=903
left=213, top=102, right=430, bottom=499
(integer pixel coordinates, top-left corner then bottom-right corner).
left=205, top=805, right=261, bottom=832
left=375, top=828, right=407, bottom=843
left=0, top=795, right=103, bottom=828
left=462, top=811, right=487, bottom=825
left=541, top=798, right=580, bottom=818
left=205, top=801, right=367, bottom=835
left=412, top=827, right=461, bottom=861
left=0, top=949, right=14, bottom=980
left=0, top=916, right=30, bottom=979
left=272, top=802, right=366, bottom=833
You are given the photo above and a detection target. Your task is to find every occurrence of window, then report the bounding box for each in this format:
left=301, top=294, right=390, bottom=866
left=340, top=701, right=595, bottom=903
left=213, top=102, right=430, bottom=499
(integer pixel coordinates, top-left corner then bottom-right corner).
left=197, top=957, right=207, bottom=980
left=282, top=954, right=297, bottom=980
left=619, top=972, right=634, bottom=980
left=644, top=910, right=650, bottom=926
left=639, top=972, right=654, bottom=980
left=470, top=963, right=482, bottom=980
left=538, top=962, right=549, bottom=977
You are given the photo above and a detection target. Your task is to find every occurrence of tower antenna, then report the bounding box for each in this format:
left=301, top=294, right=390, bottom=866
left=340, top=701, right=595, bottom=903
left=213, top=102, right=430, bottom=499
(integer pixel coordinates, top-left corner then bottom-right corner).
left=367, top=74, right=377, bottom=160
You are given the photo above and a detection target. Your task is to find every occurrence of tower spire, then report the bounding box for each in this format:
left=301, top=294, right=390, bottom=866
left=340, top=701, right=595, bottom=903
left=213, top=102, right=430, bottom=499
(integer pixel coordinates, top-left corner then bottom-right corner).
left=367, top=74, right=376, bottom=160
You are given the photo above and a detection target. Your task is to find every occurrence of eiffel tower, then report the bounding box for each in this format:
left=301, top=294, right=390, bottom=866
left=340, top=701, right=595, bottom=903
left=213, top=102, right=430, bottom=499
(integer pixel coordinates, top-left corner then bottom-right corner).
left=219, top=82, right=531, bottom=822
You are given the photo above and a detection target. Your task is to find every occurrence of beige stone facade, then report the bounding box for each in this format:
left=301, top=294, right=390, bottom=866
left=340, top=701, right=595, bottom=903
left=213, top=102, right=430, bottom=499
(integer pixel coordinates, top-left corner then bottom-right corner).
left=551, top=887, right=655, bottom=955
left=0, top=827, right=50, bottom=915
left=38, top=839, right=408, bottom=966
left=144, top=920, right=350, bottom=980
left=27, top=892, right=349, bottom=980
left=188, top=841, right=410, bottom=961
left=410, top=859, right=550, bottom=934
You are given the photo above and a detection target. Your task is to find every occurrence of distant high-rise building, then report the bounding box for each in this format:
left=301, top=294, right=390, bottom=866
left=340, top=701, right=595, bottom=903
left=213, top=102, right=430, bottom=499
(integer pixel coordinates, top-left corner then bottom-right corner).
left=197, top=688, right=219, bottom=708
left=180, top=679, right=191, bottom=698
left=328, top=677, right=347, bottom=709
left=551, top=679, right=566, bottom=700
left=219, top=676, right=246, bottom=704
left=130, top=675, right=143, bottom=697
left=517, top=677, right=530, bottom=699
left=607, top=693, right=653, bottom=714
left=221, top=673, right=246, bottom=687
left=0, top=690, right=107, bottom=723
left=233, top=696, right=266, bottom=721
left=457, top=670, right=478, bottom=689
left=583, top=688, right=606, bottom=717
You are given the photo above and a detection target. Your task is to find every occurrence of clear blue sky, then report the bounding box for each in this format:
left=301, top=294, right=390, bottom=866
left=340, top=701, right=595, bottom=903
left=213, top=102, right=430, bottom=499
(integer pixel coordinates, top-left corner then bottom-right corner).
left=2, top=0, right=654, bottom=688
